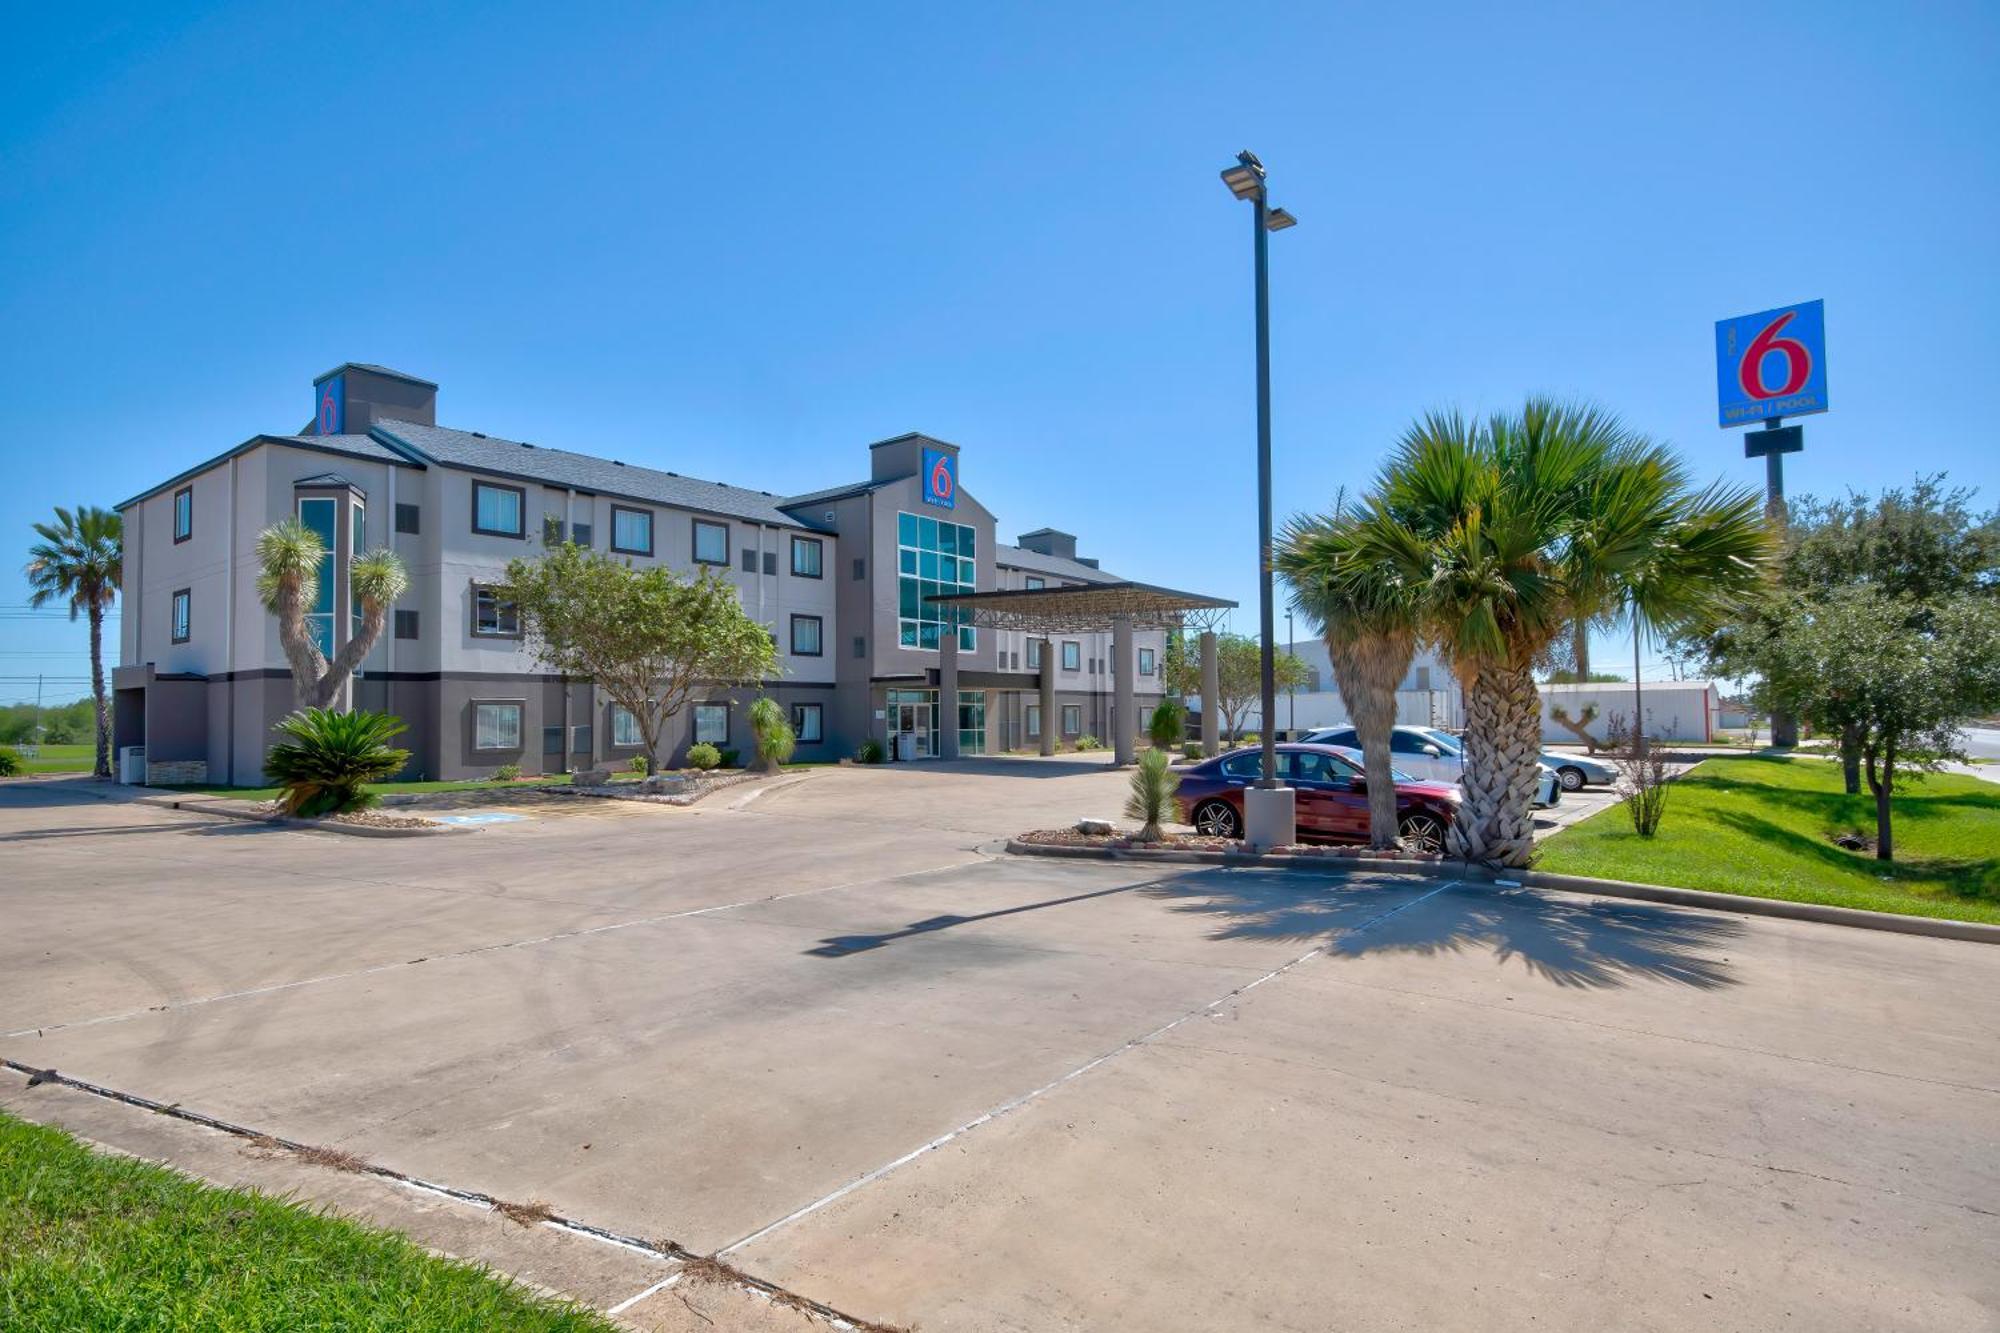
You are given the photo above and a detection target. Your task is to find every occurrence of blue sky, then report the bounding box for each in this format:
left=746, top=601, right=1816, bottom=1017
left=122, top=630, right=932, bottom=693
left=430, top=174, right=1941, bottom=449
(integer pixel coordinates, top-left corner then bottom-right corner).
left=4, top=1, right=1996, bottom=704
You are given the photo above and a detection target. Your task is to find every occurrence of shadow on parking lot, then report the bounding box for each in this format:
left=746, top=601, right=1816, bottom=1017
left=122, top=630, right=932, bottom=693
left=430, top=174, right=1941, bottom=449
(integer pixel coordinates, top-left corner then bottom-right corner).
left=804, top=880, right=1165, bottom=956
left=1145, top=873, right=1741, bottom=991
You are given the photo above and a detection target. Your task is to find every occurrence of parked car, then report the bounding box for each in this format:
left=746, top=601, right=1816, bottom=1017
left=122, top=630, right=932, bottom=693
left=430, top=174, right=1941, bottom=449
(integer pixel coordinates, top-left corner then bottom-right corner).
left=1299, top=725, right=1563, bottom=808
left=1174, top=743, right=1461, bottom=851
left=1411, top=726, right=1613, bottom=793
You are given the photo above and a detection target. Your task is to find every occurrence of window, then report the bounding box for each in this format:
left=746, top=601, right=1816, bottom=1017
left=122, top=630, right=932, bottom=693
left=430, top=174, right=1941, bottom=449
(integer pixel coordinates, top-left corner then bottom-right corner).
left=172, top=486, right=193, bottom=543
left=957, top=689, right=986, bottom=756
left=394, top=609, right=419, bottom=640
left=853, top=635, right=867, bottom=659
left=474, top=702, right=523, bottom=750
left=852, top=557, right=866, bottom=581
left=1026, top=704, right=1041, bottom=737
left=741, top=548, right=758, bottom=573
left=790, top=614, right=823, bottom=656
left=1061, top=641, right=1081, bottom=672
left=472, top=586, right=520, bottom=637
left=1390, top=730, right=1433, bottom=755
left=790, top=536, right=823, bottom=578
left=1414, top=666, right=1432, bottom=691
left=1138, top=647, right=1157, bottom=676
left=896, top=510, right=977, bottom=652
left=170, top=589, right=191, bottom=643
left=473, top=482, right=526, bottom=537
left=571, top=521, right=592, bottom=547
left=1024, top=575, right=1044, bottom=590
left=543, top=514, right=566, bottom=546
left=792, top=703, right=823, bottom=743
left=694, top=703, right=728, bottom=745
left=297, top=496, right=337, bottom=656
left=542, top=726, right=564, bottom=756
left=1028, top=640, right=1043, bottom=668
left=611, top=705, right=643, bottom=748
left=1061, top=704, right=1082, bottom=735
left=395, top=503, right=420, bottom=535
left=693, top=520, right=729, bottom=566
left=762, top=550, right=776, bottom=576
left=610, top=506, right=654, bottom=556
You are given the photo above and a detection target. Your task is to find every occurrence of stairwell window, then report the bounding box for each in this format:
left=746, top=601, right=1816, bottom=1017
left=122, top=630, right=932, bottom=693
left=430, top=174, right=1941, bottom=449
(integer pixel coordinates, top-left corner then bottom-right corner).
left=171, top=589, right=191, bottom=643
left=172, top=487, right=193, bottom=543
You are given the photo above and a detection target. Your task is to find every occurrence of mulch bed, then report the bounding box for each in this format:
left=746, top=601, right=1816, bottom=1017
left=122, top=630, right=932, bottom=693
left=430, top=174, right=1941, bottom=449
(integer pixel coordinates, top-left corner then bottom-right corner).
left=1014, top=828, right=1444, bottom=860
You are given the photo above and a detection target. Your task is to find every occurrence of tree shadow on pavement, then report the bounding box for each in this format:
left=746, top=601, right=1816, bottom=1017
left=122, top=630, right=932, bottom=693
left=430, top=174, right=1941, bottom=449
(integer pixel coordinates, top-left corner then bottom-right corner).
left=1143, top=873, right=1742, bottom=991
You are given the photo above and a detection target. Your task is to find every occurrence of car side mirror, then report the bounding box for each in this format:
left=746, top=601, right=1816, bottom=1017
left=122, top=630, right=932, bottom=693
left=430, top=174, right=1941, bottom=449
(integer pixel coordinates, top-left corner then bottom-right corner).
left=1422, top=745, right=1442, bottom=757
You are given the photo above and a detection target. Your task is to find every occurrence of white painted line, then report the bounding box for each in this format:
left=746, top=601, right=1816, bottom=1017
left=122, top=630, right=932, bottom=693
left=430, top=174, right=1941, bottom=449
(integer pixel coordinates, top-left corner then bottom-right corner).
left=719, top=880, right=1460, bottom=1257
left=607, top=1270, right=683, bottom=1315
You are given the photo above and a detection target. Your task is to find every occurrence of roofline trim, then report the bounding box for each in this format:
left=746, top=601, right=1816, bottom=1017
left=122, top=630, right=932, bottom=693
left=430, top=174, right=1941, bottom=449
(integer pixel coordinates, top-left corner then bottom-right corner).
left=314, top=362, right=439, bottom=389
left=116, top=435, right=422, bottom=511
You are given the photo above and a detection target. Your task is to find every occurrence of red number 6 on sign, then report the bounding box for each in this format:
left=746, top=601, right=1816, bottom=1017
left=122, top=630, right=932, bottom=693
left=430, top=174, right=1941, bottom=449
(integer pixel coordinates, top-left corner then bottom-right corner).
left=1739, top=311, right=1812, bottom=400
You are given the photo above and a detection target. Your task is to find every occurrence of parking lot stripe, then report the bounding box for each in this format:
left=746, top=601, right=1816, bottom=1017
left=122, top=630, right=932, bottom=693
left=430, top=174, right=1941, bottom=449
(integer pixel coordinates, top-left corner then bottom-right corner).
left=718, top=878, right=1460, bottom=1258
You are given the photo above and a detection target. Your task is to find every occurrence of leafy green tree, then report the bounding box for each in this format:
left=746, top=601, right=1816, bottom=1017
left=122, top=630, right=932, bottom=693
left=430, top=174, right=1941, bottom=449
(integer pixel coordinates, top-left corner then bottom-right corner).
left=1751, top=587, right=2000, bottom=859
left=24, top=506, right=122, bottom=777
left=1277, top=508, right=1420, bottom=849
left=1342, top=401, right=1769, bottom=866
left=1123, top=747, right=1180, bottom=843
left=263, top=708, right=412, bottom=816
left=1210, top=632, right=1310, bottom=741
left=256, top=520, right=410, bottom=709
left=749, top=696, right=796, bottom=774
left=1147, top=698, right=1183, bottom=752
left=500, top=545, right=777, bottom=774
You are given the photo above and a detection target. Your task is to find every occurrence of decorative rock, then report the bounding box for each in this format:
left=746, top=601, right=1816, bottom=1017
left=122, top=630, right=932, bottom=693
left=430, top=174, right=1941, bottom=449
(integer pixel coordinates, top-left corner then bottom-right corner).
left=572, top=768, right=612, bottom=787
left=1075, top=818, right=1115, bottom=836
left=639, top=774, right=692, bottom=795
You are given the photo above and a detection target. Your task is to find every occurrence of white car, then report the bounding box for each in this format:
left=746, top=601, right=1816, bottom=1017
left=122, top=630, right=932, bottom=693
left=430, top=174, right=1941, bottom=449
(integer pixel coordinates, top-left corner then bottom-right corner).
left=1301, top=724, right=1562, bottom=809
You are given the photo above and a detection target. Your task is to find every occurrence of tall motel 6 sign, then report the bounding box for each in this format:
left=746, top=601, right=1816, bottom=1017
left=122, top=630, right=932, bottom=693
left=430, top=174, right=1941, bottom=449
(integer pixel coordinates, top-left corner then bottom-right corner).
left=921, top=446, right=957, bottom=509
left=1714, top=299, right=1828, bottom=428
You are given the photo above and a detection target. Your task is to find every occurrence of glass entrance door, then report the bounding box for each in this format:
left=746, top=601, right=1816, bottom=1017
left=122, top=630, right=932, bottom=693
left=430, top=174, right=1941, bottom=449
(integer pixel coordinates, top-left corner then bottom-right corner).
left=889, top=691, right=935, bottom=758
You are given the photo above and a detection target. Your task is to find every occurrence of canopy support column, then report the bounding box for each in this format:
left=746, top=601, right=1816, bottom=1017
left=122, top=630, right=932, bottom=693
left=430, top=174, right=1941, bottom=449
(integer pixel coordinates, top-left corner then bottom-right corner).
left=1113, top=614, right=1136, bottom=766
left=939, top=630, right=960, bottom=760
left=1038, top=638, right=1057, bottom=757
left=1200, top=630, right=1220, bottom=756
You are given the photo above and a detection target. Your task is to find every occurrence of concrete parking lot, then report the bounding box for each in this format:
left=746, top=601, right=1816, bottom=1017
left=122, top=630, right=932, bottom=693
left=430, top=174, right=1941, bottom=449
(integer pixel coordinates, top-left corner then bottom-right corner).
left=3, top=766, right=1996, bottom=1331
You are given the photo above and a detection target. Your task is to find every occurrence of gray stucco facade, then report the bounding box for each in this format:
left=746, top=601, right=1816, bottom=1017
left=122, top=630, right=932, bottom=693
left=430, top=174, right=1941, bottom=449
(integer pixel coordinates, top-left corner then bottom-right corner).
left=114, top=364, right=1186, bottom=784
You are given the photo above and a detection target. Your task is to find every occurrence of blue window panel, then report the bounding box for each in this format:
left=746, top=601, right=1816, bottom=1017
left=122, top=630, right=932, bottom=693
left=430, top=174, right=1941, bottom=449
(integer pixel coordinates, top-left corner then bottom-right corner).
left=900, top=624, right=918, bottom=646
left=919, top=516, right=938, bottom=550
left=918, top=623, right=940, bottom=648
left=959, top=626, right=975, bottom=652
left=898, top=512, right=917, bottom=546
left=899, top=549, right=917, bottom=575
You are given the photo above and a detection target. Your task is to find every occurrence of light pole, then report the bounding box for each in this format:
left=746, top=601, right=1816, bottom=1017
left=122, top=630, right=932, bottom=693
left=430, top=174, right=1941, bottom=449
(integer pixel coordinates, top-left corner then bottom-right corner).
left=1220, top=150, right=1297, bottom=848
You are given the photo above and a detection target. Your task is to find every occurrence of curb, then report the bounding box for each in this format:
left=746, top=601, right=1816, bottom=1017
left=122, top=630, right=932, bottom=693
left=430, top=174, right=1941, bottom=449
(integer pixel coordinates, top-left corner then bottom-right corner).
left=138, top=794, right=463, bottom=839
left=1002, top=839, right=2000, bottom=945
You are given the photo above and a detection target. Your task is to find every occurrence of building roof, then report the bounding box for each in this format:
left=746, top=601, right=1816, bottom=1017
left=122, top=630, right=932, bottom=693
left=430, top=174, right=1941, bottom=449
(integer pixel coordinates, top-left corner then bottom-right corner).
left=116, top=433, right=418, bottom=510
left=928, top=580, right=1236, bottom=632
left=993, top=542, right=1119, bottom=584
left=777, top=476, right=908, bottom=512
left=369, top=420, right=830, bottom=530
left=313, top=362, right=439, bottom=388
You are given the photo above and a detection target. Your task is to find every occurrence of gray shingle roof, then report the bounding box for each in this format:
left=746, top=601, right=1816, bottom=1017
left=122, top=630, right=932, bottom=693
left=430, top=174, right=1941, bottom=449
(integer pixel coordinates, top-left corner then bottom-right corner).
left=371, top=420, right=829, bottom=530
left=117, top=433, right=418, bottom=510
left=777, top=476, right=909, bottom=512
left=994, top=543, right=1121, bottom=585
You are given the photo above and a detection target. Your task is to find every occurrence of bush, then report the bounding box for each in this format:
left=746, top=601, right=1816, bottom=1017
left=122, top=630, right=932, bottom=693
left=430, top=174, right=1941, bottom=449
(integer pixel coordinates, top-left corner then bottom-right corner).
left=263, top=708, right=411, bottom=817
left=686, top=742, right=721, bottom=770
left=1123, top=748, right=1181, bottom=842
left=493, top=762, right=522, bottom=782
left=1616, top=738, right=1673, bottom=836
left=1182, top=742, right=1204, bottom=761
left=1148, top=700, right=1183, bottom=752
left=628, top=754, right=649, bottom=774
left=856, top=738, right=885, bottom=764
left=1075, top=734, right=1103, bottom=752
left=718, top=747, right=741, bottom=768
left=0, top=746, right=20, bottom=777
left=749, top=696, right=796, bottom=772
left=1240, top=733, right=1260, bottom=747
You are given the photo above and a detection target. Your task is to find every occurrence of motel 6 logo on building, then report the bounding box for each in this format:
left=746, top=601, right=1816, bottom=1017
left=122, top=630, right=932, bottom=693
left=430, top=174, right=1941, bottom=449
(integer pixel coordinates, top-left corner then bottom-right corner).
left=922, top=446, right=957, bottom=509
left=1714, top=300, right=1828, bottom=427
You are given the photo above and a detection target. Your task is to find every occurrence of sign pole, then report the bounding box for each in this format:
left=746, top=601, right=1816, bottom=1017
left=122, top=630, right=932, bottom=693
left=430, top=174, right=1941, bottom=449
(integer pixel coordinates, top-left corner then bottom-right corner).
left=1745, top=415, right=1804, bottom=746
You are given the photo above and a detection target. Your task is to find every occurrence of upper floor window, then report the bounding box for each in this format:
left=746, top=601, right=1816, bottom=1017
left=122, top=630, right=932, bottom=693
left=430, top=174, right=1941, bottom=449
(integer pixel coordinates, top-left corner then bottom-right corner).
left=1061, top=640, right=1081, bottom=671
left=693, top=519, right=729, bottom=566
left=1138, top=647, right=1157, bottom=676
left=172, top=486, right=193, bottom=543
left=896, top=510, right=976, bottom=652
left=171, top=589, right=191, bottom=643
left=611, top=506, right=654, bottom=556
left=791, top=536, right=823, bottom=578
left=790, top=614, right=823, bottom=657
left=1024, top=575, right=1044, bottom=590
left=473, top=482, right=525, bottom=538
left=297, top=496, right=337, bottom=656
left=472, top=586, right=520, bottom=638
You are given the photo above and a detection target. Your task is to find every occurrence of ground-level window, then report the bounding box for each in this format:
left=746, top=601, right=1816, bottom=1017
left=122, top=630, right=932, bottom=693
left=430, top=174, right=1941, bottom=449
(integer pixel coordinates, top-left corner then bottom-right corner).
left=1138, top=647, right=1156, bottom=676
left=694, top=703, right=729, bottom=745
left=1061, top=704, right=1082, bottom=735
left=170, top=589, right=191, bottom=643
left=957, top=690, right=985, bottom=756
left=611, top=705, right=643, bottom=748
left=472, top=586, right=520, bottom=637
left=1025, top=704, right=1041, bottom=737
left=693, top=520, right=729, bottom=566
left=790, top=614, right=823, bottom=656
left=1061, top=641, right=1081, bottom=671
left=473, top=481, right=525, bottom=537
left=173, top=486, right=193, bottom=542
left=793, top=702, right=823, bottom=743
left=474, top=702, right=523, bottom=750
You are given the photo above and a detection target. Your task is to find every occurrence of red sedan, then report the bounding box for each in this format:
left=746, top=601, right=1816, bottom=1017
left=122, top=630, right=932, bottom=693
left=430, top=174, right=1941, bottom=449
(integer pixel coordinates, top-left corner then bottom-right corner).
left=1173, top=743, right=1461, bottom=851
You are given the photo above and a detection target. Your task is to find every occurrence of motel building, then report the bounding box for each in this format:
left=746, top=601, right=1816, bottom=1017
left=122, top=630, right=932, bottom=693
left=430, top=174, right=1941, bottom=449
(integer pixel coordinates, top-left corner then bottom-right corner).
left=113, top=364, right=1221, bottom=785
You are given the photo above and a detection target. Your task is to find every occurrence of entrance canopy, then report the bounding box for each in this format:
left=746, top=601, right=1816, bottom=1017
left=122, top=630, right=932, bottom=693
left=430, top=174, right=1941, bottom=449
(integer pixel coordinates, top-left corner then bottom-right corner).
left=925, top=581, right=1234, bottom=633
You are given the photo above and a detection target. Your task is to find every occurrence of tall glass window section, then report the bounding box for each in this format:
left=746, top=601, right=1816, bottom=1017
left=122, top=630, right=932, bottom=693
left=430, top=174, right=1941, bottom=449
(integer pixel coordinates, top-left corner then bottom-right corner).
left=297, top=497, right=338, bottom=657
left=897, top=511, right=976, bottom=651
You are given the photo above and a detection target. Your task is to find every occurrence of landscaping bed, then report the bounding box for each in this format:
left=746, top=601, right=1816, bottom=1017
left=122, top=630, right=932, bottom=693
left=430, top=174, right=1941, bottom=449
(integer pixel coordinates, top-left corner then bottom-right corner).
left=1013, top=826, right=1446, bottom=862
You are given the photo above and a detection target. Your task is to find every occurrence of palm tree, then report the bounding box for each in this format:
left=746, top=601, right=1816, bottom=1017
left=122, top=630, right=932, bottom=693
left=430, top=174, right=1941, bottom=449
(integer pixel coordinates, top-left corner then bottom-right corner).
left=256, top=519, right=410, bottom=709
left=1343, top=399, right=1770, bottom=867
left=1276, top=506, right=1420, bottom=850
left=25, top=506, right=122, bottom=778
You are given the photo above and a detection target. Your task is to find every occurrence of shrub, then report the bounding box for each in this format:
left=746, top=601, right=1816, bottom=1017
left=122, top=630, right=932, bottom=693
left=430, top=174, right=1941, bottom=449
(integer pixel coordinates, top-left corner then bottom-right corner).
left=1181, top=742, right=1204, bottom=761
left=1148, top=701, right=1183, bottom=752
left=0, top=746, right=20, bottom=777
left=628, top=754, right=649, bottom=774
left=493, top=762, right=522, bottom=782
left=686, top=742, right=721, bottom=770
left=1616, top=737, right=1673, bottom=837
left=1240, top=733, right=1260, bottom=747
left=856, top=738, right=885, bottom=764
left=1075, top=734, right=1103, bottom=752
left=1123, top=748, right=1181, bottom=842
left=718, top=747, right=741, bottom=768
left=749, top=696, right=796, bottom=772
left=263, top=708, right=411, bottom=817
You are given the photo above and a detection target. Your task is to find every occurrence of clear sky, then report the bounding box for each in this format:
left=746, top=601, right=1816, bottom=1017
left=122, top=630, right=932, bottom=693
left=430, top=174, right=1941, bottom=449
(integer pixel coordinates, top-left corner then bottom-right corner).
left=4, top=1, right=1996, bottom=704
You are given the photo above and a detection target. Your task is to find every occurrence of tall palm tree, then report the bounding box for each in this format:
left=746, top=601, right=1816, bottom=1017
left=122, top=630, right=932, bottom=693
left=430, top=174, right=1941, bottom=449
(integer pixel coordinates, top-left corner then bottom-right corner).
left=1344, top=400, right=1770, bottom=866
left=25, top=506, right=123, bottom=778
left=256, top=519, right=409, bottom=709
left=1276, top=504, right=1420, bottom=850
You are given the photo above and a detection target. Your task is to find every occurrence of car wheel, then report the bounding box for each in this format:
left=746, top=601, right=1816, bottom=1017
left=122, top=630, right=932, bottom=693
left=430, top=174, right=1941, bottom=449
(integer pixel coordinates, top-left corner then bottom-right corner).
left=1398, top=813, right=1446, bottom=855
left=1558, top=765, right=1586, bottom=792
left=1192, top=800, right=1241, bottom=839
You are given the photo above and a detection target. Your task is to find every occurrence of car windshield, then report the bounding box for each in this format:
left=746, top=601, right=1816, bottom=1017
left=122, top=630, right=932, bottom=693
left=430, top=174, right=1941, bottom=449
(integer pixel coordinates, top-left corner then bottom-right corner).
left=1325, top=745, right=1420, bottom=784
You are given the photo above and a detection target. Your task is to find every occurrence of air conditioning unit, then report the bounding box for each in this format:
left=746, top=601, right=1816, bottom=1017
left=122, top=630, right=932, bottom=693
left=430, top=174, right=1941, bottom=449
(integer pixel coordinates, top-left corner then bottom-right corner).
left=118, top=745, right=147, bottom=785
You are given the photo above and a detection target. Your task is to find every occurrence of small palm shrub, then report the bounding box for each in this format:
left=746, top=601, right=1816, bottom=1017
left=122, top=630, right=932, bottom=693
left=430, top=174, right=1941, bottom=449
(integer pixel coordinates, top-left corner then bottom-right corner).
left=1182, top=742, right=1203, bottom=761
left=749, top=697, right=796, bottom=773
left=687, top=742, right=721, bottom=770
left=1148, top=701, right=1182, bottom=752
left=0, top=746, right=21, bottom=777
left=628, top=754, right=649, bottom=774
left=1124, top=749, right=1181, bottom=843
left=1075, top=734, right=1103, bottom=752
left=493, top=762, right=522, bottom=782
left=856, top=738, right=885, bottom=764
left=263, top=708, right=411, bottom=817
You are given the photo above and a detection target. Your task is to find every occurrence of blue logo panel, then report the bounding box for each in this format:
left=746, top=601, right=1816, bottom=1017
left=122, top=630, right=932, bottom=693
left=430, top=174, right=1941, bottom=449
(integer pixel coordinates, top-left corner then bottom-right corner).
left=316, top=373, right=345, bottom=435
left=922, top=447, right=957, bottom=509
left=1715, top=300, right=1828, bottom=427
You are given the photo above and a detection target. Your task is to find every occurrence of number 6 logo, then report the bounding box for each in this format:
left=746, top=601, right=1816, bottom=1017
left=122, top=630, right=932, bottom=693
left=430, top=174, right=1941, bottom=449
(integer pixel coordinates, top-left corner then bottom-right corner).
left=1739, top=311, right=1812, bottom=400
left=930, top=454, right=954, bottom=501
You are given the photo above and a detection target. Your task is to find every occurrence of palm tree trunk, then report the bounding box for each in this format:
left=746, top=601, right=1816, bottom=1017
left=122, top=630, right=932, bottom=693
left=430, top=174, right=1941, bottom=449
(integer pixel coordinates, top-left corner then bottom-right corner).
left=89, top=604, right=111, bottom=778
left=1448, top=661, right=1542, bottom=867
left=1570, top=621, right=1590, bottom=681
left=1330, top=630, right=1412, bottom=850
left=273, top=575, right=328, bottom=708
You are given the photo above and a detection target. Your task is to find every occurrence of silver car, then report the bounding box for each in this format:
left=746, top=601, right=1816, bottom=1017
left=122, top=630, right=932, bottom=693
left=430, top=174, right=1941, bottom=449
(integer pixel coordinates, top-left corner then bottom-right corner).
left=1540, top=749, right=1619, bottom=791
left=1301, top=725, right=1563, bottom=809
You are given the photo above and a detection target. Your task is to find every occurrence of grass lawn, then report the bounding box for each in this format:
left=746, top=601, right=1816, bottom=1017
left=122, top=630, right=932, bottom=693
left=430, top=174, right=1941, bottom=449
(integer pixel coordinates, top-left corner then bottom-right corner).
left=0, top=1110, right=616, bottom=1331
left=7, top=743, right=96, bottom=775
left=1539, top=755, right=2000, bottom=924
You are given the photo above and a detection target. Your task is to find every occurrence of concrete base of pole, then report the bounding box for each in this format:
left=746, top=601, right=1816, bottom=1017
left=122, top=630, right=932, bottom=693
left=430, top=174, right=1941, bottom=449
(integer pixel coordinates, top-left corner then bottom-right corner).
left=1243, top=785, right=1296, bottom=851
